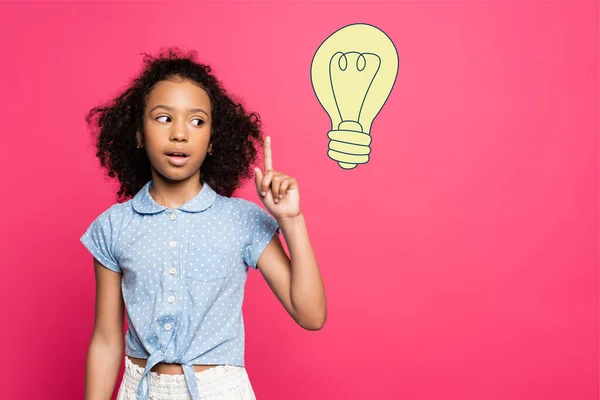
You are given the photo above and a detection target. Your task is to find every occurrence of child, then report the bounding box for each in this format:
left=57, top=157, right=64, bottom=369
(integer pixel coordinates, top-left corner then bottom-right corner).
left=80, top=48, right=327, bottom=400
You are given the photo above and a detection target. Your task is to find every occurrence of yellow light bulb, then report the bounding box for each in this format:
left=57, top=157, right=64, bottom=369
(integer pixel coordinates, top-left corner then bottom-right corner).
left=311, top=23, right=399, bottom=169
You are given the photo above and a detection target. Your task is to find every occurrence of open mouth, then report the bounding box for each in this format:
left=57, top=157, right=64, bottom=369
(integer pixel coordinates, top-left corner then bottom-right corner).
left=165, top=152, right=190, bottom=166
left=166, top=152, right=189, bottom=158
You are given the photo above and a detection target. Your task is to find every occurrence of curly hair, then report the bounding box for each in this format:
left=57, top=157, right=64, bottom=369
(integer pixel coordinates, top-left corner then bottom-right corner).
left=85, top=47, right=264, bottom=201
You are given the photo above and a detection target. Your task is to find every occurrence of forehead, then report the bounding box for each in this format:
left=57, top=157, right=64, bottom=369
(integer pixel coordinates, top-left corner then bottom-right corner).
left=146, top=79, right=211, bottom=111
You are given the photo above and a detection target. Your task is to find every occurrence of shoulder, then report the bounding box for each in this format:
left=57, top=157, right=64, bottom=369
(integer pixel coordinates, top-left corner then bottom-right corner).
left=80, top=202, right=128, bottom=272
left=212, top=196, right=276, bottom=228
left=213, top=195, right=261, bottom=217
left=227, top=197, right=277, bottom=228
left=104, top=201, right=130, bottom=218
left=86, top=201, right=130, bottom=229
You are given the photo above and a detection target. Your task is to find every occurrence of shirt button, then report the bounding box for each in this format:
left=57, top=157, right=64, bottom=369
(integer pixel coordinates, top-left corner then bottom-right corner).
left=164, top=323, right=172, bottom=331
left=169, top=267, right=177, bottom=275
left=168, top=241, right=177, bottom=248
left=168, top=295, right=176, bottom=303
left=170, top=213, right=176, bottom=221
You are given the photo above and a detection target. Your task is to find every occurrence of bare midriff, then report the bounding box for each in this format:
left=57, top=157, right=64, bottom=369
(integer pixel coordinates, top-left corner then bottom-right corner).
left=128, top=356, right=219, bottom=375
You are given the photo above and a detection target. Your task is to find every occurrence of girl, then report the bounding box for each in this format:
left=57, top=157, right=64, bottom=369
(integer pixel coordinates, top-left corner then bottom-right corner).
left=80, top=48, right=327, bottom=400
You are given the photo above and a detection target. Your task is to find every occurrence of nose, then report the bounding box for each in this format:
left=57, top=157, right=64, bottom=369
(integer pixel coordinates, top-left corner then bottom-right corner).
left=169, top=120, right=189, bottom=142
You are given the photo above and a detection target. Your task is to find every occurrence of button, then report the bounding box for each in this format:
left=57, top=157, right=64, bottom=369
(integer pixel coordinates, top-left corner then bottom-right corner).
left=168, top=296, right=176, bottom=303
left=170, top=213, right=176, bottom=221
left=164, top=323, right=172, bottom=331
left=168, top=241, right=177, bottom=248
left=169, top=267, right=177, bottom=275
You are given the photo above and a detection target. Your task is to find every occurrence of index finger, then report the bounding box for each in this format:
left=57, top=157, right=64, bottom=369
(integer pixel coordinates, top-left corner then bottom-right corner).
left=264, top=136, right=273, bottom=171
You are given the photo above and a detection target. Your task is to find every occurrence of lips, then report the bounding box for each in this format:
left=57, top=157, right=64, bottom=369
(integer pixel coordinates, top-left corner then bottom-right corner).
left=165, top=150, right=190, bottom=166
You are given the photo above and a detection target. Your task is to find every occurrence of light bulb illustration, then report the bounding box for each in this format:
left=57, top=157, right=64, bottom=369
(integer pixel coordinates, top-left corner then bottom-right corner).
left=311, top=23, right=399, bottom=169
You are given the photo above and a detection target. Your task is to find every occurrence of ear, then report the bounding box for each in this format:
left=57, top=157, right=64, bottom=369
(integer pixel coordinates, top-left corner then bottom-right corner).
left=208, top=143, right=213, bottom=153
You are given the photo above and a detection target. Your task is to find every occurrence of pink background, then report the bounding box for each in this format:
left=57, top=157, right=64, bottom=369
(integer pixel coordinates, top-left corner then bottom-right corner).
left=0, top=1, right=598, bottom=399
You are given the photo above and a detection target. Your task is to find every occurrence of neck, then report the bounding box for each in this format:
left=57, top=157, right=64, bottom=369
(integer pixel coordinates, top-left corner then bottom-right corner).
left=148, top=172, right=203, bottom=209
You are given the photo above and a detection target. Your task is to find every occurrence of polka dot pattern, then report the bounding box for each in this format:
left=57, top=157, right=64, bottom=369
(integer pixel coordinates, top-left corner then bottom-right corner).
left=79, top=180, right=279, bottom=400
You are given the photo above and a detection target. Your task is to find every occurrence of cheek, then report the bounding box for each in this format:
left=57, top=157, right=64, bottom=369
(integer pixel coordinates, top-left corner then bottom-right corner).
left=142, top=128, right=160, bottom=146
left=144, top=140, right=162, bottom=157
left=194, top=129, right=212, bottom=148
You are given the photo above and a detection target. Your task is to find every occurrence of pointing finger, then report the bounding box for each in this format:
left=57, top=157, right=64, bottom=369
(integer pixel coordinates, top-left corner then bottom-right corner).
left=264, top=136, right=273, bottom=172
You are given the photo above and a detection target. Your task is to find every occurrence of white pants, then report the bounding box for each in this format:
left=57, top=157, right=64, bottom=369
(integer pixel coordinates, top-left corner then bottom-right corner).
left=116, top=356, right=257, bottom=400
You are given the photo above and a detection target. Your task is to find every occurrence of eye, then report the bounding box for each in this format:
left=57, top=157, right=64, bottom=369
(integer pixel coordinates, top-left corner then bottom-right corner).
left=155, top=116, right=203, bottom=126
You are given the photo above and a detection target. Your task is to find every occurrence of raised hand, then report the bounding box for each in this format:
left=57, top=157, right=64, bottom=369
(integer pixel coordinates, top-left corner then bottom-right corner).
left=254, top=136, right=301, bottom=220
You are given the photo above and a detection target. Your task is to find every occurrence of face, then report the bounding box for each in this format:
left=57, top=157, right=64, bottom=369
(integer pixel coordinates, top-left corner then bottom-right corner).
left=137, top=78, right=213, bottom=184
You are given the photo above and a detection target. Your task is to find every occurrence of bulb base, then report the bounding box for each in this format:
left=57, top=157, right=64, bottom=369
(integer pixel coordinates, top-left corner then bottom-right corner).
left=327, top=129, right=372, bottom=169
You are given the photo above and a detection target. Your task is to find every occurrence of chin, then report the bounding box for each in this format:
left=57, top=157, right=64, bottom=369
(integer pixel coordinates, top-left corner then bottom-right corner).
left=152, top=168, right=195, bottom=182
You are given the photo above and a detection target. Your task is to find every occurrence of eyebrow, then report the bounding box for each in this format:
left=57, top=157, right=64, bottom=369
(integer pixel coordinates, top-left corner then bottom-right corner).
left=150, top=105, right=209, bottom=117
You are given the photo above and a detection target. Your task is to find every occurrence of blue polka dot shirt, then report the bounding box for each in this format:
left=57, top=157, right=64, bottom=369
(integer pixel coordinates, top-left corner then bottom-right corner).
left=80, top=180, right=279, bottom=400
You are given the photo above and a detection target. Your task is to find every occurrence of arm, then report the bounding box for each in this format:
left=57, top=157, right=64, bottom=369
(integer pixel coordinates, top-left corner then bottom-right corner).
left=85, top=258, right=124, bottom=400
left=257, top=214, right=327, bottom=330
left=253, top=136, right=327, bottom=331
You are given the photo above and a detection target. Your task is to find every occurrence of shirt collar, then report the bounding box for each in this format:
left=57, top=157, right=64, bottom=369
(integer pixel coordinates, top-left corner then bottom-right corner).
left=131, top=180, right=217, bottom=214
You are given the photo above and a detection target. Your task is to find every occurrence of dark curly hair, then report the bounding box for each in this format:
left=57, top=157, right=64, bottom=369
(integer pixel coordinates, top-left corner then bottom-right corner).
left=85, top=47, right=264, bottom=201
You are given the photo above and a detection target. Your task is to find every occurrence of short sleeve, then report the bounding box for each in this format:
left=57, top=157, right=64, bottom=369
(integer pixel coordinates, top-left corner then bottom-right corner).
left=79, top=207, right=122, bottom=273
left=242, top=201, right=280, bottom=269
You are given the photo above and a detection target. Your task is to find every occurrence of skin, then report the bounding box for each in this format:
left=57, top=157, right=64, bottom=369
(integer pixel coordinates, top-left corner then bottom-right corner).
left=88, top=78, right=327, bottom=389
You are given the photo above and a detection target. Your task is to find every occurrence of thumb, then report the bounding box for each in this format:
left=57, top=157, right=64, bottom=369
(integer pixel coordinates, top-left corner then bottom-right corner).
left=254, top=167, right=263, bottom=192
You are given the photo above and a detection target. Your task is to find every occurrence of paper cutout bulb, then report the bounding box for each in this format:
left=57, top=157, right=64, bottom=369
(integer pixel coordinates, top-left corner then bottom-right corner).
left=311, top=23, right=399, bottom=169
